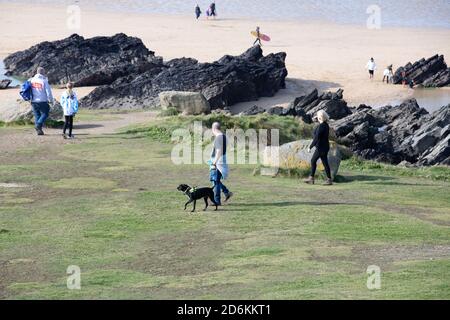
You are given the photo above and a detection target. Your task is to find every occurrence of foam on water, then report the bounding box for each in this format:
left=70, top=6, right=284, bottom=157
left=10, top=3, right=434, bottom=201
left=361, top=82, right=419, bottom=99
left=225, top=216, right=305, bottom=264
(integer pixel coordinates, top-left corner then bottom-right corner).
left=2, top=0, right=450, bottom=29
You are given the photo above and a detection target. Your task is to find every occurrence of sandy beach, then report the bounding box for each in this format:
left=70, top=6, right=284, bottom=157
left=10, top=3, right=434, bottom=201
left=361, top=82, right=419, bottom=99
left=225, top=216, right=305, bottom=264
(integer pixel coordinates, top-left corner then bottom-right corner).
left=1, top=2, right=450, bottom=110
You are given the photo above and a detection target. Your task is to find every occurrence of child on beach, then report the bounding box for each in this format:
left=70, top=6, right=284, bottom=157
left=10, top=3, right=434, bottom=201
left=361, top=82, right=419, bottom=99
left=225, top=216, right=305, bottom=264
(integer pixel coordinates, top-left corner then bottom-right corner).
left=383, top=64, right=393, bottom=84
left=366, top=58, right=377, bottom=80
left=60, top=82, right=79, bottom=139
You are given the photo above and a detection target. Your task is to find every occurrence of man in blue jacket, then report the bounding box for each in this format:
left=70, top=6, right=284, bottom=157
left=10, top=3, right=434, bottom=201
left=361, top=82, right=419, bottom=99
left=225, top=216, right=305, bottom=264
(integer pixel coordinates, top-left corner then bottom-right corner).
left=30, top=67, right=54, bottom=135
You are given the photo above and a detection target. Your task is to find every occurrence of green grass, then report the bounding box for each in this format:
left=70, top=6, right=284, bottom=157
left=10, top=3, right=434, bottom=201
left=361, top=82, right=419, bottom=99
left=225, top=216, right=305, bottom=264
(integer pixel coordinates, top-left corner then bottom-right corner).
left=0, top=117, right=449, bottom=300
left=123, top=113, right=314, bottom=144
left=0, top=119, right=63, bottom=128
left=341, top=156, right=450, bottom=181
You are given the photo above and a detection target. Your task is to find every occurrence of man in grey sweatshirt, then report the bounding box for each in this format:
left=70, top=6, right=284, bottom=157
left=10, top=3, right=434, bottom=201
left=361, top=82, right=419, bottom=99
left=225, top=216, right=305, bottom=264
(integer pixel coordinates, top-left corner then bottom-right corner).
left=30, top=67, right=54, bottom=135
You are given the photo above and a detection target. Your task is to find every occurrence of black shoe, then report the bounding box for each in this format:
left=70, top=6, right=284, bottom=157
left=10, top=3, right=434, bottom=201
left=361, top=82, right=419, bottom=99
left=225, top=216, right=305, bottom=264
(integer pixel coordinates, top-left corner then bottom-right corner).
left=36, top=128, right=44, bottom=136
left=225, top=192, right=233, bottom=202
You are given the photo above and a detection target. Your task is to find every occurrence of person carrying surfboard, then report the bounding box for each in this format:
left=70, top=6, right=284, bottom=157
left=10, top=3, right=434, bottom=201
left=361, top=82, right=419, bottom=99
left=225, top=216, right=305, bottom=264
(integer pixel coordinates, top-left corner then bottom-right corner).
left=253, top=26, right=262, bottom=46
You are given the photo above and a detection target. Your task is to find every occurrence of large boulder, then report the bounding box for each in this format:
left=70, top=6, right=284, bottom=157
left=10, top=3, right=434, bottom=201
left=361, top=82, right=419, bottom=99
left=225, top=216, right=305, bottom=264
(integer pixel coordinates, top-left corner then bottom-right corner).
left=239, top=105, right=266, bottom=116
left=392, top=55, right=450, bottom=87
left=263, top=139, right=342, bottom=179
left=159, top=91, right=210, bottom=115
left=81, top=46, right=288, bottom=109
left=271, top=88, right=351, bottom=123
left=0, top=100, right=63, bottom=123
left=0, top=80, right=11, bottom=89
left=4, top=33, right=162, bottom=87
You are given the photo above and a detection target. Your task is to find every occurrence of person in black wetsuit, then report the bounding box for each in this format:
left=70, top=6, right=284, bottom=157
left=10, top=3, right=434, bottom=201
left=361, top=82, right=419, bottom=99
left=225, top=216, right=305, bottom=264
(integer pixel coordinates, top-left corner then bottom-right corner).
left=253, top=26, right=262, bottom=46
left=304, top=110, right=333, bottom=185
left=210, top=2, right=217, bottom=18
left=195, top=4, right=202, bottom=19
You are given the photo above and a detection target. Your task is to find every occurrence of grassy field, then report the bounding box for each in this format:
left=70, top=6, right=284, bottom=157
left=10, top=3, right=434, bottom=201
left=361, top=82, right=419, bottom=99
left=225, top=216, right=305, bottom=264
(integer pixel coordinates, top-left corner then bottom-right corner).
left=0, top=114, right=449, bottom=299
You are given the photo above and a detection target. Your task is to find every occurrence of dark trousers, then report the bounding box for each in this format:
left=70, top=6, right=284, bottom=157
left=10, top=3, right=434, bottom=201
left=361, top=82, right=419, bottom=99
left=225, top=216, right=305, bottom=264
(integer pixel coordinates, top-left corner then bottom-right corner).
left=63, top=115, right=74, bottom=136
left=31, top=102, right=50, bottom=129
left=311, top=149, right=332, bottom=179
left=253, top=38, right=261, bottom=46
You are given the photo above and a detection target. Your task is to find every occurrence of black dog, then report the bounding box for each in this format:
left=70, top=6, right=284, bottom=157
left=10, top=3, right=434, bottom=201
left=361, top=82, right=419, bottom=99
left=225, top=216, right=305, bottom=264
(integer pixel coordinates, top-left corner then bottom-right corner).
left=177, top=184, right=218, bottom=212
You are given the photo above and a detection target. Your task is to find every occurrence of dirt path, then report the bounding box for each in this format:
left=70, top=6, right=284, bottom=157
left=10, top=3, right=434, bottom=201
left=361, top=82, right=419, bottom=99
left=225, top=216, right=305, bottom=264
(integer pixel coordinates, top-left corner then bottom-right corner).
left=0, top=111, right=158, bottom=154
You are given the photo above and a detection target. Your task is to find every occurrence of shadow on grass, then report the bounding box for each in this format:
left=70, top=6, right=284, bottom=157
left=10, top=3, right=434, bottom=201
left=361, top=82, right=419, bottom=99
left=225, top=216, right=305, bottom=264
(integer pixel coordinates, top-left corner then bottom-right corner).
left=335, top=175, right=395, bottom=183
left=227, top=201, right=363, bottom=209
left=74, top=124, right=104, bottom=129
left=367, top=181, right=437, bottom=187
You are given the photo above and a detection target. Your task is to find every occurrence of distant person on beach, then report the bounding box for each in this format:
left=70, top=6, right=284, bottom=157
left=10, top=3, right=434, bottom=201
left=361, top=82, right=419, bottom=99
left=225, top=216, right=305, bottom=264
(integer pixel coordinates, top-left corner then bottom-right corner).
left=388, top=65, right=394, bottom=83
left=383, top=65, right=393, bottom=84
left=30, top=67, right=54, bottom=136
left=209, top=2, right=217, bottom=18
left=366, top=57, right=377, bottom=80
left=60, top=82, right=79, bottom=139
left=195, top=4, right=202, bottom=19
left=401, top=70, right=407, bottom=87
left=209, top=122, right=233, bottom=205
left=253, top=26, right=262, bottom=46
left=304, top=110, right=333, bottom=186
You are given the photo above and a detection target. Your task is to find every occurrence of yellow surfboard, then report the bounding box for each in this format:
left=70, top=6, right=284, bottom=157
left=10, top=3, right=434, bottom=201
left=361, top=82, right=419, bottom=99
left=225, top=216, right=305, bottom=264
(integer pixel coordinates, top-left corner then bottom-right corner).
left=251, top=31, right=271, bottom=42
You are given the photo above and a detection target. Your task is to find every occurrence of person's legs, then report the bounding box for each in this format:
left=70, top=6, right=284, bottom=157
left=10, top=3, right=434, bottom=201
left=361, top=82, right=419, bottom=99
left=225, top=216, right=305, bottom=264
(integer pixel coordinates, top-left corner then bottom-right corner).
left=63, top=116, right=69, bottom=135
left=213, top=178, right=222, bottom=205
left=220, top=180, right=230, bottom=196
left=310, top=149, right=320, bottom=177
left=68, top=116, right=74, bottom=137
left=36, top=102, right=49, bottom=130
left=319, top=152, right=332, bottom=180
left=31, top=103, right=42, bottom=129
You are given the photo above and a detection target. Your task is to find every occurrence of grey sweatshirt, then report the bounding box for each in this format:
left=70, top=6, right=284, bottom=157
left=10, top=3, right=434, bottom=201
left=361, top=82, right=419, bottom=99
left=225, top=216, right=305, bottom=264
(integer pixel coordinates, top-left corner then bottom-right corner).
left=30, top=74, right=54, bottom=103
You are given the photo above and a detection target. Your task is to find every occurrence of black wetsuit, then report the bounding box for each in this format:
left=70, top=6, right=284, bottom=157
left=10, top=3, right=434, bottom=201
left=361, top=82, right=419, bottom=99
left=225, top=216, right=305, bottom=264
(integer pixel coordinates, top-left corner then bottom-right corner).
left=309, top=122, right=332, bottom=179
left=253, top=30, right=261, bottom=46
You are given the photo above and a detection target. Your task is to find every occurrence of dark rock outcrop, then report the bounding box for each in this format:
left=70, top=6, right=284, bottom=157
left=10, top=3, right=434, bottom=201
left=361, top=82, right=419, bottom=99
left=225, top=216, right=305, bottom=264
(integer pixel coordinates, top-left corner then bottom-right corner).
left=275, top=90, right=449, bottom=166
left=392, top=55, right=450, bottom=87
left=0, top=79, right=11, bottom=89
left=81, top=45, right=288, bottom=109
left=332, top=99, right=450, bottom=165
left=4, top=33, right=161, bottom=87
left=240, top=105, right=266, bottom=116
left=267, top=88, right=351, bottom=123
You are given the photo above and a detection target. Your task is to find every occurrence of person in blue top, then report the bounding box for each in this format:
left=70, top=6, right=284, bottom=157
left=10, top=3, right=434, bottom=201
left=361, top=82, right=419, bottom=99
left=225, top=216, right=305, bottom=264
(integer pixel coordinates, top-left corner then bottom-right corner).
left=60, top=82, right=79, bottom=139
left=209, top=122, right=233, bottom=205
